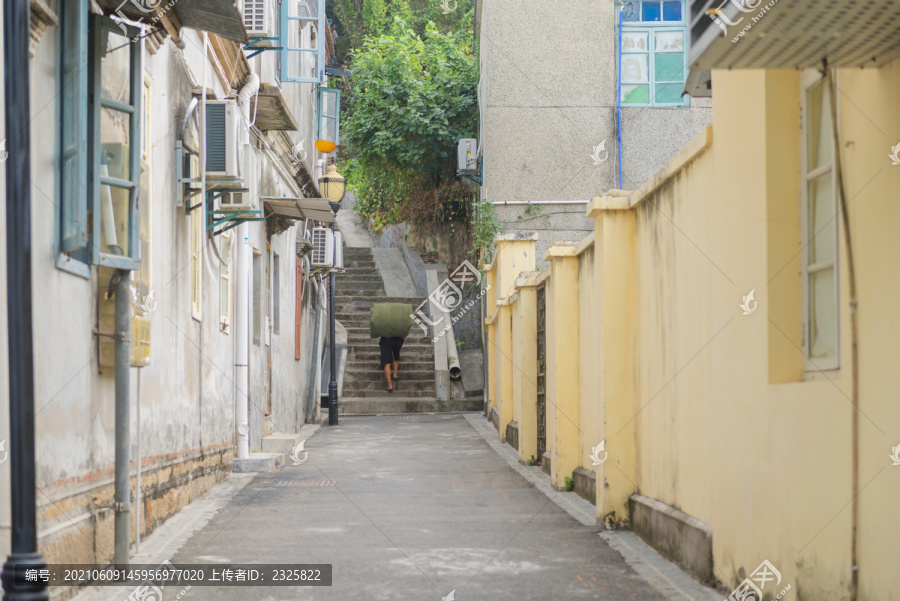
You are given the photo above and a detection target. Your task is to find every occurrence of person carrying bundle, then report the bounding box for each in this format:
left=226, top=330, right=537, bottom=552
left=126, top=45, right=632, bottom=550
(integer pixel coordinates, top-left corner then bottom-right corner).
left=369, top=303, right=414, bottom=393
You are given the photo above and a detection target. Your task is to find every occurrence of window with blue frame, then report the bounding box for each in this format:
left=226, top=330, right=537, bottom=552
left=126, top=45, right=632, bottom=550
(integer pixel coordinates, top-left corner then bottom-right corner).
left=58, top=1, right=143, bottom=273
left=281, top=0, right=326, bottom=83
left=316, top=87, right=341, bottom=146
left=620, top=0, right=688, bottom=107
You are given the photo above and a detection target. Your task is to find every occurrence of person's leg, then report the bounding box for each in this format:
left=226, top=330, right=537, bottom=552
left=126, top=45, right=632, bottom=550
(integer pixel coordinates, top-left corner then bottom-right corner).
left=392, top=359, right=399, bottom=380
left=379, top=338, right=394, bottom=391
left=384, top=363, right=393, bottom=390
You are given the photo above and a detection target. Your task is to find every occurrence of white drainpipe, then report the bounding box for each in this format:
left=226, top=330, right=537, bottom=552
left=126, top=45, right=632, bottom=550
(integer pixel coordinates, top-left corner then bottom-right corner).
left=234, top=73, right=260, bottom=460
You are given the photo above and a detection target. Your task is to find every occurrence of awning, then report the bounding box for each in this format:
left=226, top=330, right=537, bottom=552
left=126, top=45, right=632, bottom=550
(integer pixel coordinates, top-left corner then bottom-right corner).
left=262, top=197, right=335, bottom=224
left=689, top=0, right=900, bottom=70
left=106, top=0, right=248, bottom=44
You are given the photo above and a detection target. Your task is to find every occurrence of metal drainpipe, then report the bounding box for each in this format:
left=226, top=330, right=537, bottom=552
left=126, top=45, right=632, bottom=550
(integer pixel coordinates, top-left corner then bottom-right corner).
left=1, top=0, right=50, bottom=597
left=327, top=226, right=338, bottom=426
left=305, top=272, right=323, bottom=421
left=114, top=271, right=132, bottom=564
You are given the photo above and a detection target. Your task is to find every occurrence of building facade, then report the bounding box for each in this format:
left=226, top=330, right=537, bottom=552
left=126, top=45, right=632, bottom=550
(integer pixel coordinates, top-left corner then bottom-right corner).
left=475, top=0, right=712, bottom=262
left=0, top=0, right=341, bottom=573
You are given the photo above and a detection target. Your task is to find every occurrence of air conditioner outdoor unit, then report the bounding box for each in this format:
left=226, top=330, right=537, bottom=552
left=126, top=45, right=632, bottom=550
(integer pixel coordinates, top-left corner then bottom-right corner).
left=333, top=231, right=343, bottom=269
left=457, top=138, right=478, bottom=172
left=310, top=227, right=334, bottom=267
left=205, top=100, right=243, bottom=180
left=216, top=191, right=258, bottom=212
left=241, top=0, right=275, bottom=38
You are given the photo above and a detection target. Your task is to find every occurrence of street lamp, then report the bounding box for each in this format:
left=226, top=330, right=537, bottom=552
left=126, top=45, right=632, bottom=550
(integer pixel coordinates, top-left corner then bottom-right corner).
left=2, top=0, right=49, bottom=599
left=318, top=162, right=345, bottom=426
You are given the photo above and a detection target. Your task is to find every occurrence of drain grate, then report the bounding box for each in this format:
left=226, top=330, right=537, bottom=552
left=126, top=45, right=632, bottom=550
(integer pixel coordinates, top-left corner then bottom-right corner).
left=275, top=479, right=335, bottom=487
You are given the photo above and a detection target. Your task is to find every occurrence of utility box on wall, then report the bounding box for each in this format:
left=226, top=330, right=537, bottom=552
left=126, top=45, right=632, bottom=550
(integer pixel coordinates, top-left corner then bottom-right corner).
left=97, top=268, right=152, bottom=368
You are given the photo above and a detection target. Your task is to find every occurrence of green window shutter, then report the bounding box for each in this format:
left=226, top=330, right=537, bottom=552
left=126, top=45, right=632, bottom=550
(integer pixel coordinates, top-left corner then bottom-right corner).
left=60, top=0, right=89, bottom=253
left=280, top=0, right=326, bottom=83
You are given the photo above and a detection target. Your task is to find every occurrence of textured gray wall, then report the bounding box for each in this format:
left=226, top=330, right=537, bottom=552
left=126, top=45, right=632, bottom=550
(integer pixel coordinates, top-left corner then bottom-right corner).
left=479, top=0, right=712, bottom=252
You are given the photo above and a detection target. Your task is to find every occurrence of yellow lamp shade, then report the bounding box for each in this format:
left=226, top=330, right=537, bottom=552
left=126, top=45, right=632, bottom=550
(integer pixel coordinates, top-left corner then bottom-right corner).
left=315, top=140, right=337, bottom=153
left=318, top=164, right=346, bottom=204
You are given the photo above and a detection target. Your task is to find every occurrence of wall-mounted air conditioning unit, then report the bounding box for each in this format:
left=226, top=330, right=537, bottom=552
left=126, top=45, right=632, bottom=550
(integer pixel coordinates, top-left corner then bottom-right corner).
left=242, top=0, right=275, bottom=38
left=333, top=231, right=343, bottom=269
left=310, top=227, right=334, bottom=267
left=457, top=138, right=478, bottom=172
left=216, top=191, right=258, bottom=212
left=206, top=100, right=243, bottom=180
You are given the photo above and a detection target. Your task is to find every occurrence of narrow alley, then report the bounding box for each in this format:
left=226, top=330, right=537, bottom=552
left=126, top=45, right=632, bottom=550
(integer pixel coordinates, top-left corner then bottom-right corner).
left=73, top=413, right=717, bottom=601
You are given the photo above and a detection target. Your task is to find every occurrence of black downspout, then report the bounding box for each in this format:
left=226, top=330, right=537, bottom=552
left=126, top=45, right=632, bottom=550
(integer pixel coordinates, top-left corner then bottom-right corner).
left=1, top=0, right=51, bottom=598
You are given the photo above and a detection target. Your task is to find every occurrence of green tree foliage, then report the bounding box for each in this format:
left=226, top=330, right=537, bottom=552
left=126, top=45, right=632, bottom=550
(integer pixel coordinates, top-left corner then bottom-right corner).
left=362, top=0, right=387, bottom=37
left=342, top=18, right=477, bottom=231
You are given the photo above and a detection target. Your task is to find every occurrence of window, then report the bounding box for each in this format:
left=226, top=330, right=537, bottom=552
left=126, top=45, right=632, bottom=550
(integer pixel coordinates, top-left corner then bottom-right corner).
left=59, top=0, right=89, bottom=269
left=280, top=0, right=326, bottom=83
left=801, top=73, right=839, bottom=370
left=620, top=0, right=688, bottom=107
left=273, top=252, right=280, bottom=335
left=219, top=232, right=233, bottom=332
left=91, top=18, right=143, bottom=268
left=253, top=249, right=262, bottom=345
left=316, top=87, right=341, bottom=145
left=57, top=9, right=143, bottom=272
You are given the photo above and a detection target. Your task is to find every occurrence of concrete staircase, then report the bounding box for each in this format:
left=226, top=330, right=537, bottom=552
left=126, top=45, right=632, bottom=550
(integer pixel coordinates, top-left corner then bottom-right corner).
left=337, top=247, right=436, bottom=414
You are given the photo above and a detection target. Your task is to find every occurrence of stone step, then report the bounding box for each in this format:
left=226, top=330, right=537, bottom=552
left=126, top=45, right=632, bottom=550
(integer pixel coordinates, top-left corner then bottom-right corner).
left=232, top=452, right=285, bottom=473
left=337, top=275, right=383, bottom=283
left=338, top=397, right=483, bottom=415
left=335, top=281, right=385, bottom=291
left=344, top=382, right=435, bottom=399
left=348, top=358, right=434, bottom=369
left=342, top=248, right=372, bottom=257
left=345, top=369, right=435, bottom=382
left=334, top=289, right=384, bottom=298
left=344, top=260, right=376, bottom=268
left=260, top=424, right=321, bottom=456
left=344, top=379, right=434, bottom=392
left=342, top=268, right=379, bottom=276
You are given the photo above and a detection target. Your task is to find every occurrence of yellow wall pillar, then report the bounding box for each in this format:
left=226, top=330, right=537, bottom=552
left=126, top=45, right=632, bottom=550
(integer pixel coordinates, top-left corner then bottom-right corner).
left=588, top=193, right=636, bottom=525
left=544, top=244, right=580, bottom=490
left=493, top=233, right=538, bottom=299
left=513, top=272, right=541, bottom=464
left=495, top=297, right=514, bottom=440
left=488, top=234, right=536, bottom=432
left=483, top=263, right=497, bottom=420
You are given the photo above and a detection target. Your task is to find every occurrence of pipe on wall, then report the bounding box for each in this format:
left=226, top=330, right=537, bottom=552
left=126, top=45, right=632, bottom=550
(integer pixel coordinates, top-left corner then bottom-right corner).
left=232, top=72, right=260, bottom=460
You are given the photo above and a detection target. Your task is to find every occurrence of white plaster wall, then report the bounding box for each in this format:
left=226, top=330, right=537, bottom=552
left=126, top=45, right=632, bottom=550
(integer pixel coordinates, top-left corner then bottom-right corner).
left=0, top=20, right=322, bottom=552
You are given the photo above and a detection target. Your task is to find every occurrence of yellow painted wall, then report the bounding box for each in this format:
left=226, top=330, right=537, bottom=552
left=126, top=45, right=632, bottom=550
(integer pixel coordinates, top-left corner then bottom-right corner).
left=483, top=59, right=900, bottom=600
left=630, top=66, right=900, bottom=598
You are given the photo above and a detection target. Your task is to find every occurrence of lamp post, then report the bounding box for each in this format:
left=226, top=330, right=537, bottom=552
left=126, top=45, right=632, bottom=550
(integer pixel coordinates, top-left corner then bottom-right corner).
left=2, top=0, right=49, bottom=599
left=318, top=162, right=345, bottom=426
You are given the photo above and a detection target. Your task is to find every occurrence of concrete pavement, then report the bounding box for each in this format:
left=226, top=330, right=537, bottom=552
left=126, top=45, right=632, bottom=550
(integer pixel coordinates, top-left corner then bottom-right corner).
left=71, top=413, right=719, bottom=601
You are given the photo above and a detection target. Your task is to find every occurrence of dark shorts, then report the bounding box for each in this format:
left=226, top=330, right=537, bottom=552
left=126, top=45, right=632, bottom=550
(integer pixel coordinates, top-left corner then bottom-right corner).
left=379, top=337, right=404, bottom=367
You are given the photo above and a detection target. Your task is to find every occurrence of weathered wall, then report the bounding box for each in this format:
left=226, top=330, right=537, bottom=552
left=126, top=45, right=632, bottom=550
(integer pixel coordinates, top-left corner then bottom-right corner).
left=478, top=0, right=712, bottom=262
left=0, top=22, right=322, bottom=567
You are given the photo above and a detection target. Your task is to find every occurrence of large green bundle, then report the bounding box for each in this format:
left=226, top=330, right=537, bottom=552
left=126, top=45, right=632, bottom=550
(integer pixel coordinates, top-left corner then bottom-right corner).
left=370, top=303, right=413, bottom=339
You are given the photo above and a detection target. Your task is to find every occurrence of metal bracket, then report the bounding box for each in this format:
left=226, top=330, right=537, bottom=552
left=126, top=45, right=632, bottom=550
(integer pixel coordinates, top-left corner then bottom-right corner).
left=244, top=37, right=282, bottom=59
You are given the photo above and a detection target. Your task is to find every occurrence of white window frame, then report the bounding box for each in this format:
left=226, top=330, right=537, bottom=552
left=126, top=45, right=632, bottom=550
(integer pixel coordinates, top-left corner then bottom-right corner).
left=800, top=69, right=840, bottom=373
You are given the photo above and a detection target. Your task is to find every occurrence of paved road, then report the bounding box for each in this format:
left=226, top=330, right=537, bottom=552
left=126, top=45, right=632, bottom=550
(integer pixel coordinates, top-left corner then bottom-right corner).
left=166, top=414, right=667, bottom=601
